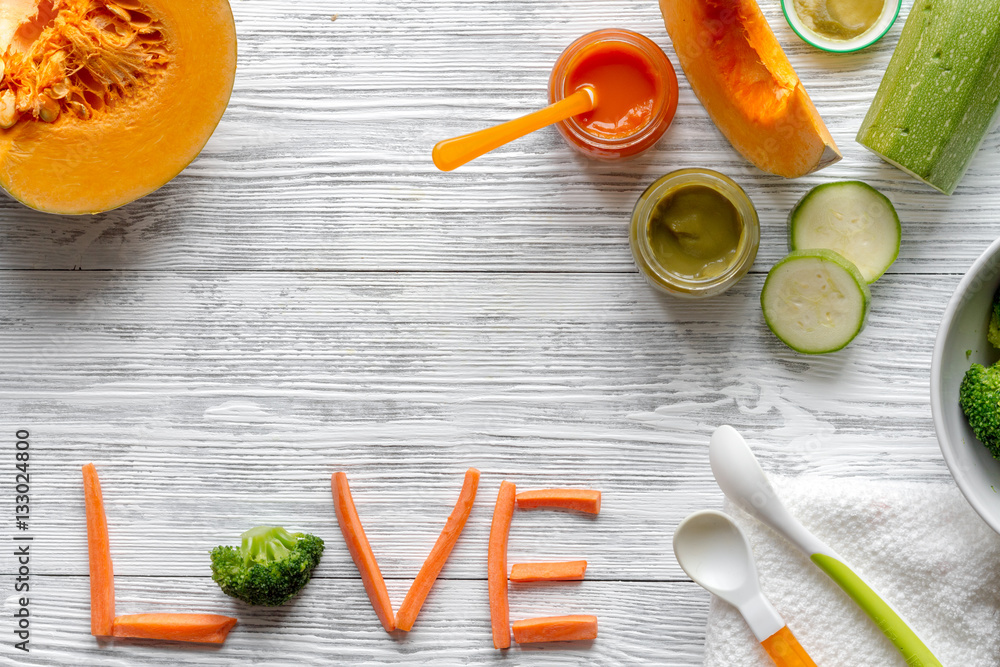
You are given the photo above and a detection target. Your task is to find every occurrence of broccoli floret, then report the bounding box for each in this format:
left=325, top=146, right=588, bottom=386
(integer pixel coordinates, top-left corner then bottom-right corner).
left=960, top=363, right=1000, bottom=458
left=989, top=288, right=1000, bottom=349
left=210, top=526, right=324, bottom=606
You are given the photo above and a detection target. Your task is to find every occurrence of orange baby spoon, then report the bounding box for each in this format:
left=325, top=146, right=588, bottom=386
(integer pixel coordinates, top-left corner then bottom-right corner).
left=432, top=86, right=596, bottom=171
left=673, top=511, right=816, bottom=667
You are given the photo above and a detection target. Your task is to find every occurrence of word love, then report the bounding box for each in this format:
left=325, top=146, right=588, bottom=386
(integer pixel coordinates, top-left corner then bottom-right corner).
left=332, top=470, right=601, bottom=647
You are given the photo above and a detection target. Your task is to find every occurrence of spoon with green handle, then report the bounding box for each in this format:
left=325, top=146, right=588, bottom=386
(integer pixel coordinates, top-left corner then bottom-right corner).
left=709, top=425, right=942, bottom=667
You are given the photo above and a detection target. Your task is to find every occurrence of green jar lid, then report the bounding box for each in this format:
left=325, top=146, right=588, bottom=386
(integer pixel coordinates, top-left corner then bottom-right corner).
left=781, top=0, right=902, bottom=53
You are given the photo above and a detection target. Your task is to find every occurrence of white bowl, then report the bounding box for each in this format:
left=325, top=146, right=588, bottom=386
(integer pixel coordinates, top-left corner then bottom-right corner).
left=932, top=237, right=1000, bottom=534
left=781, top=0, right=902, bottom=53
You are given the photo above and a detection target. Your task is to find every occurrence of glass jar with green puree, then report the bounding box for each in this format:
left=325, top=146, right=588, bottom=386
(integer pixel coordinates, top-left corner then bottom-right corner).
left=630, top=169, right=759, bottom=298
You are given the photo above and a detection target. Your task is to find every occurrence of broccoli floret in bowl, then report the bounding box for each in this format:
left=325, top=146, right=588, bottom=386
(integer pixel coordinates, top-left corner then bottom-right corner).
left=960, top=363, right=1000, bottom=459
left=962, top=286, right=1000, bottom=459
left=211, top=526, right=324, bottom=606
left=933, top=237, right=1000, bottom=537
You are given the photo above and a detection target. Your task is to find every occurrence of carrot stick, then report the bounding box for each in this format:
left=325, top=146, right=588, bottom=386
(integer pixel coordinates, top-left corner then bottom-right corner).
left=512, top=615, right=598, bottom=644
left=515, top=489, right=601, bottom=514
left=509, top=560, right=587, bottom=582
left=395, top=468, right=481, bottom=631
left=331, top=472, right=395, bottom=633
left=488, top=480, right=516, bottom=649
left=82, top=463, right=115, bottom=637
left=112, top=614, right=237, bottom=644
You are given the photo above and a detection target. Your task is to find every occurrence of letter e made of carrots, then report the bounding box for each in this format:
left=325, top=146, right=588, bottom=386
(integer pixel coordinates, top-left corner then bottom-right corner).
left=502, top=487, right=600, bottom=647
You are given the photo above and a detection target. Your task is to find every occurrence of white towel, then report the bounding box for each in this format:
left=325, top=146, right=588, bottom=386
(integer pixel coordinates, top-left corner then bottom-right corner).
left=701, top=477, right=1000, bottom=666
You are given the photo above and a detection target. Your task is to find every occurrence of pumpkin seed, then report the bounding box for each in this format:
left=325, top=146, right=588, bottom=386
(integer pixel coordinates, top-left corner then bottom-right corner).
left=0, top=91, right=18, bottom=129
left=49, top=80, right=71, bottom=99
left=106, top=3, right=132, bottom=22
left=37, top=95, right=60, bottom=123
left=68, top=100, right=91, bottom=120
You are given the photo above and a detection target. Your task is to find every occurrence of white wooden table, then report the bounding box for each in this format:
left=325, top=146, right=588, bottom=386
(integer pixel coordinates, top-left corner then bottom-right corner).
left=1, top=0, right=996, bottom=664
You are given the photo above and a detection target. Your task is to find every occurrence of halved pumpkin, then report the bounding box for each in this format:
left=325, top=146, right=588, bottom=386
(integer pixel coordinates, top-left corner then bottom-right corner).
left=0, top=0, right=236, bottom=215
left=659, top=0, right=841, bottom=178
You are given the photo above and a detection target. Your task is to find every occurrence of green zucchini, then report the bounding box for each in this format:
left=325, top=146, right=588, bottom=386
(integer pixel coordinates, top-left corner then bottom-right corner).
left=857, top=0, right=1000, bottom=194
left=761, top=250, right=870, bottom=354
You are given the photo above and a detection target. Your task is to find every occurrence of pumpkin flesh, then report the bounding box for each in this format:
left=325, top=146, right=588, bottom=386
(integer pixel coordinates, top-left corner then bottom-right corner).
left=0, top=0, right=236, bottom=214
left=660, top=0, right=841, bottom=178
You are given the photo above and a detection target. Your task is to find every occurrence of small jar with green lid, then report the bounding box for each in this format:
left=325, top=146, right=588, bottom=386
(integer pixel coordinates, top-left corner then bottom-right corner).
left=630, top=169, right=759, bottom=298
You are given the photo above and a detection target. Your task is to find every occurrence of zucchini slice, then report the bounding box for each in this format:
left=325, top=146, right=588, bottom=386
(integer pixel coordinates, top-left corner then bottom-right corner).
left=789, top=181, right=900, bottom=284
left=761, top=250, right=870, bottom=354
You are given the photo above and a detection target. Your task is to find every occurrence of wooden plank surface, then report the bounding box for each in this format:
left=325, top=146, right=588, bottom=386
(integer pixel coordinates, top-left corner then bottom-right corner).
left=7, top=578, right=709, bottom=666
left=0, top=0, right=995, bottom=663
left=0, top=0, right=995, bottom=274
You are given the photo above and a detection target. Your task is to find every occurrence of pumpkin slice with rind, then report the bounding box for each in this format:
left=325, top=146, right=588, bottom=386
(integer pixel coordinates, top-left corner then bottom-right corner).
left=660, top=0, right=841, bottom=178
left=0, top=0, right=237, bottom=215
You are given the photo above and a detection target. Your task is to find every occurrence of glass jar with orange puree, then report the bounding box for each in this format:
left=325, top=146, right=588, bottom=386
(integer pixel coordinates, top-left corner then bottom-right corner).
left=549, top=29, right=678, bottom=160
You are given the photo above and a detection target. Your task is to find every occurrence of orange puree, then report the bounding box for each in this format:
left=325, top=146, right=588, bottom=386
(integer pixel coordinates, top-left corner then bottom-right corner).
left=550, top=29, right=677, bottom=160
left=565, top=42, right=658, bottom=139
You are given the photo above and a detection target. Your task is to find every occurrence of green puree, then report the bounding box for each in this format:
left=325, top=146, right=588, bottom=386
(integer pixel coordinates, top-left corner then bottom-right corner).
left=646, top=185, right=742, bottom=280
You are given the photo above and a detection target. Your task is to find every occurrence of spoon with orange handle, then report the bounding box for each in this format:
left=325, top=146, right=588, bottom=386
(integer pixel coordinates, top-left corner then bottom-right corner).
left=432, top=86, right=596, bottom=171
left=673, top=510, right=816, bottom=667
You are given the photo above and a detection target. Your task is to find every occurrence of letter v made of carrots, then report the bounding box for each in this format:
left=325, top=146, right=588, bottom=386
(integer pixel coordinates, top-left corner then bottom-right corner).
left=331, top=469, right=480, bottom=633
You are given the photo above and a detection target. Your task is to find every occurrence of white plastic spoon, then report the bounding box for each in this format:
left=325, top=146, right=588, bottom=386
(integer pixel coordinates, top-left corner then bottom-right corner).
left=674, top=510, right=816, bottom=667
left=709, top=425, right=942, bottom=667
